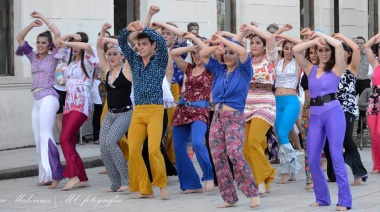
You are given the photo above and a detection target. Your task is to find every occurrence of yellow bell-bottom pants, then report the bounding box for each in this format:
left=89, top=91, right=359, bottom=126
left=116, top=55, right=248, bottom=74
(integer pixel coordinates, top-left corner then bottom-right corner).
left=165, top=83, right=180, bottom=163
left=101, top=101, right=129, bottom=160
left=244, top=117, right=276, bottom=190
left=128, top=104, right=166, bottom=194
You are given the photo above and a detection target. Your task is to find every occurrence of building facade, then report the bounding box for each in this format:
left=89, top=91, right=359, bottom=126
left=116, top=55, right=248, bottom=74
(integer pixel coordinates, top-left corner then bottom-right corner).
left=0, top=0, right=377, bottom=149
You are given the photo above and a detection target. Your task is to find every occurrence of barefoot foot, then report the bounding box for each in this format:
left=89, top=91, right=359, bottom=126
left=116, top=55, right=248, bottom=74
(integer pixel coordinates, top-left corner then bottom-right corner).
left=371, top=170, right=379, bottom=174
left=351, top=178, right=362, bottom=186
left=117, top=185, right=128, bottom=192
left=305, top=183, right=314, bottom=190
left=49, top=179, right=62, bottom=189
left=160, top=187, right=169, bottom=200
left=130, top=193, right=154, bottom=199
left=277, top=174, right=292, bottom=184
left=250, top=196, right=260, bottom=208
left=258, top=182, right=266, bottom=195
left=102, top=188, right=115, bottom=192
left=98, top=170, right=107, bottom=174
left=74, top=181, right=90, bottom=188
left=181, top=188, right=203, bottom=194
left=37, top=181, right=52, bottom=186
left=309, top=202, right=320, bottom=207
left=204, top=180, right=214, bottom=192
left=61, top=177, right=80, bottom=191
left=336, top=205, right=348, bottom=211
left=217, top=202, right=237, bottom=208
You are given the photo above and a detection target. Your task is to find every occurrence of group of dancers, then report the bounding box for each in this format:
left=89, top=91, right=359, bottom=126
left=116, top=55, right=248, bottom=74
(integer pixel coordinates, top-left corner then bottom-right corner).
left=17, top=6, right=380, bottom=211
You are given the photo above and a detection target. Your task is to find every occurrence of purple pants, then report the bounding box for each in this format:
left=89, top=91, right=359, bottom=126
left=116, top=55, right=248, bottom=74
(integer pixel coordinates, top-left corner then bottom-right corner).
left=307, top=104, right=352, bottom=208
left=209, top=110, right=258, bottom=204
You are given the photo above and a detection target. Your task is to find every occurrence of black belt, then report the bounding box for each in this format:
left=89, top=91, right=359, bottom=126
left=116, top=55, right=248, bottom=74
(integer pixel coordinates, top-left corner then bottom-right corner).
left=108, top=105, right=132, bottom=113
left=310, top=93, right=337, bottom=106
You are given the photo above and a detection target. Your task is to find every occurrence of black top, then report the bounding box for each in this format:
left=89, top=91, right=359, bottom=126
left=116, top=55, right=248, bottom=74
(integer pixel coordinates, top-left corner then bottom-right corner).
left=300, top=73, right=308, bottom=91
left=106, top=69, right=132, bottom=109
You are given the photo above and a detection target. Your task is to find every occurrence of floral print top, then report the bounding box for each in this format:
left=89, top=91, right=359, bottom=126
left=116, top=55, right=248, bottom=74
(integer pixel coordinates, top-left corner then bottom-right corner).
left=172, top=64, right=214, bottom=126
left=251, top=47, right=278, bottom=84
left=61, top=48, right=99, bottom=117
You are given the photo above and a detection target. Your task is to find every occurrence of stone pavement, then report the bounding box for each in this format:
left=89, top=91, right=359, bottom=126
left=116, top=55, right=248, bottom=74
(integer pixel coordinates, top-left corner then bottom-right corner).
left=0, top=143, right=379, bottom=212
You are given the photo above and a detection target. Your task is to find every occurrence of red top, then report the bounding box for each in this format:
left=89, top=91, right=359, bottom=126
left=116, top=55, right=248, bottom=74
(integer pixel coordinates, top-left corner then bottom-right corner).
left=172, top=64, right=214, bottom=126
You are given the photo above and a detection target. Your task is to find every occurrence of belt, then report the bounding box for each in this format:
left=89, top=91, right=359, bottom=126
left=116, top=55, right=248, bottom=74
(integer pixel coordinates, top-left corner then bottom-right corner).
left=310, top=93, right=337, bottom=106
left=178, top=98, right=209, bottom=108
left=108, top=105, right=132, bottom=113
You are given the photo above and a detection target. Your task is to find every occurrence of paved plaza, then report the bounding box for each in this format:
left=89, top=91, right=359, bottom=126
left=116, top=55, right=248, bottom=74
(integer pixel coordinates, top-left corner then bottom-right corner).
left=0, top=143, right=379, bottom=212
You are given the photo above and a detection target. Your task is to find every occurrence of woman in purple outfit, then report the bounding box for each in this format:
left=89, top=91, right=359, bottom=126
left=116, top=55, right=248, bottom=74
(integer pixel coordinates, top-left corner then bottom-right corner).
left=293, top=31, right=352, bottom=211
left=15, top=11, right=64, bottom=189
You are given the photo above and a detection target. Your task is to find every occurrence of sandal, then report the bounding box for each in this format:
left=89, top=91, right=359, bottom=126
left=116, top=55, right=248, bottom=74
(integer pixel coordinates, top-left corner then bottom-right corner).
left=94, top=140, right=100, bottom=144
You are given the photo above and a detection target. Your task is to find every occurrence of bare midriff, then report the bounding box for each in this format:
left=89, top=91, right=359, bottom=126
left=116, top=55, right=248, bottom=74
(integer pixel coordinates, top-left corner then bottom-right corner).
left=214, top=103, right=237, bottom=111
left=275, top=87, right=297, bottom=96
left=249, top=83, right=272, bottom=91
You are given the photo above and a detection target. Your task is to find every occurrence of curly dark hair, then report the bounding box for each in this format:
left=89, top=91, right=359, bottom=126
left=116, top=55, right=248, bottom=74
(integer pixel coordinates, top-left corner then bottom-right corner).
left=304, top=45, right=319, bottom=64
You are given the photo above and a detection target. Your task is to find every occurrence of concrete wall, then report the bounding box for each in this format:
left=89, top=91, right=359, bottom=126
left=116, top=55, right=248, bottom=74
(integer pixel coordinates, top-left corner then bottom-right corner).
left=314, top=0, right=368, bottom=39
left=140, top=0, right=217, bottom=38
left=0, top=0, right=114, bottom=150
left=236, top=0, right=301, bottom=38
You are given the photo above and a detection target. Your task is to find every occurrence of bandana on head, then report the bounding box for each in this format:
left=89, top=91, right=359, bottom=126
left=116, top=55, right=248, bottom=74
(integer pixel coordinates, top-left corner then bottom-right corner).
left=109, top=45, right=123, bottom=54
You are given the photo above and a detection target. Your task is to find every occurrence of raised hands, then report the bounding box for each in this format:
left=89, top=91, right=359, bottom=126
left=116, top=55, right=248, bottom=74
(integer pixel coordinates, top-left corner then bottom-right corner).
left=240, top=24, right=250, bottom=33
left=373, top=34, right=380, bottom=44
left=315, top=37, right=327, bottom=48
left=30, top=11, right=43, bottom=19
left=31, top=20, right=43, bottom=27
left=182, top=32, right=196, bottom=40
left=127, top=21, right=144, bottom=32
left=97, top=37, right=107, bottom=49
left=72, top=33, right=82, bottom=42
left=55, top=39, right=66, bottom=48
left=250, top=21, right=259, bottom=27
left=149, top=5, right=160, bottom=15
left=301, top=27, right=313, bottom=37
left=102, top=23, right=112, bottom=31
left=211, top=34, right=224, bottom=44
left=151, top=22, right=162, bottom=30
left=280, top=23, right=293, bottom=32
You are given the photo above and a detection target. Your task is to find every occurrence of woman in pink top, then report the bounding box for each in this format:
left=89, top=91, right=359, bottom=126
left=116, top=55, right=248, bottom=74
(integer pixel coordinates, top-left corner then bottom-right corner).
left=363, top=33, right=380, bottom=174
left=15, top=11, right=64, bottom=189
left=55, top=32, right=99, bottom=191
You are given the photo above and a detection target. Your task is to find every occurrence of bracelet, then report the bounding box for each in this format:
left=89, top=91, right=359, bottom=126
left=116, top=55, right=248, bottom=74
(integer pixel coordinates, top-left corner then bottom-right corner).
left=47, top=22, right=54, bottom=29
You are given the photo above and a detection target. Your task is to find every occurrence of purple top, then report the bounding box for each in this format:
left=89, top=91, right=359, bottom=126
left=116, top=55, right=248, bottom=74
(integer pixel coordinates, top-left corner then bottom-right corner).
left=308, top=65, right=342, bottom=115
left=16, top=41, right=59, bottom=100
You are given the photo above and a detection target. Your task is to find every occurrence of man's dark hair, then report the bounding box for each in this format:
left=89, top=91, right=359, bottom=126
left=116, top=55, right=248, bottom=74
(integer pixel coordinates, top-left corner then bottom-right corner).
left=266, top=23, right=279, bottom=32
left=356, top=36, right=366, bottom=43
left=136, top=32, right=155, bottom=44
left=187, top=22, right=199, bottom=32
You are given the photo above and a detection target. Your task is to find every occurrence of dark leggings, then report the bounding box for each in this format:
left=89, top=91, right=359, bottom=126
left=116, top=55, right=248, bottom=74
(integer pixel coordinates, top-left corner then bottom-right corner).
left=92, top=104, right=103, bottom=141
left=324, top=112, right=368, bottom=181
left=141, top=109, right=177, bottom=181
